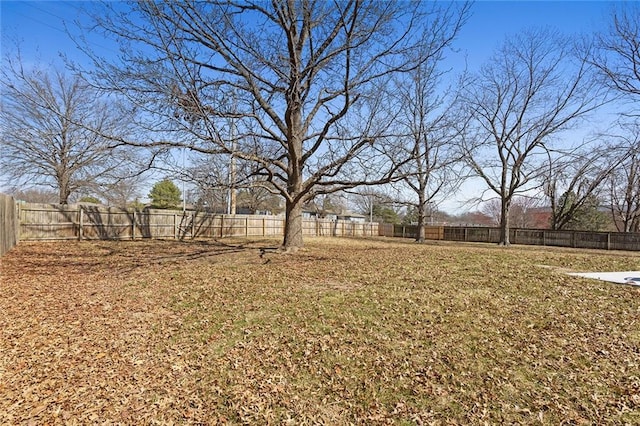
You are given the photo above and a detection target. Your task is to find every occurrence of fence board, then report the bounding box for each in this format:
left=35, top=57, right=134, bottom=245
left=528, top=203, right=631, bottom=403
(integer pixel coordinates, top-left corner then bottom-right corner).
left=378, top=224, right=640, bottom=251
left=14, top=203, right=640, bottom=251
left=18, top=204, right=379, bottom=242
left=0, top=194, right=19, bottom=256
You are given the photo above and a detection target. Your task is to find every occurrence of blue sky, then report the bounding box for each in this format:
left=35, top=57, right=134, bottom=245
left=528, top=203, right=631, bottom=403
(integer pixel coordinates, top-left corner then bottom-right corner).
left=0, top=1, right=619, bottom=210
left=1, top=1, right=614, bottom=68
left=461, top=1, right=611, bottom=66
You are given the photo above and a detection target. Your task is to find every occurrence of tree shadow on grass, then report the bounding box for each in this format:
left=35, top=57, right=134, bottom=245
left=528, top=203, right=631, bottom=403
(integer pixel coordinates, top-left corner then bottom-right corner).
left=8, top=239, right=282, bottom=278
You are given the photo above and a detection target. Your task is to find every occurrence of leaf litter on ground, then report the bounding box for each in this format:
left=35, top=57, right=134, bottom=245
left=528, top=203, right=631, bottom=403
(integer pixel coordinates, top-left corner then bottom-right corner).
left=1, top=237, right=639, bottom=424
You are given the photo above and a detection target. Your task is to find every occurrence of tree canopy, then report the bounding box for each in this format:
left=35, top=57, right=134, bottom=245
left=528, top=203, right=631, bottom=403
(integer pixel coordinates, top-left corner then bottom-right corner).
left=149, top=179, right=182, bottom=209
left=459, top=28, right=606, bottom=245
left=0, top=62, right=139, bottom=204
left=78, top=0, right=469, bottom=249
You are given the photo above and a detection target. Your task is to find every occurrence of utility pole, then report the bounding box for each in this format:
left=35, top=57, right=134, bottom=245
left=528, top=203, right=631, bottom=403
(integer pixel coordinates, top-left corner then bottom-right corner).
left=182, top=147, right=186, bottom=212
left=227, top=120, right=237, bottom=215
left=229, top=147, right=237, bottom=215
left=227, top=93, right=237, bottom=215
left=369, top=194, right=373, bottom=223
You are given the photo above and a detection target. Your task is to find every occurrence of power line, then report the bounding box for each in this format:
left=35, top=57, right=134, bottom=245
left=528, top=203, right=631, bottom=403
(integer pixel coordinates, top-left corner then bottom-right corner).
left=6, top=5, right=67, bottom=35
left=3, top=1, right=121, bottom=57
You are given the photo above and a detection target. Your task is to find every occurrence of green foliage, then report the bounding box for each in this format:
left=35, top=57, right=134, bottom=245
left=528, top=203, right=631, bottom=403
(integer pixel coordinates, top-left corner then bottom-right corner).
left=129, top=198, right=146, bottom=211
left=78, top=196, right=101, bottom=204
left=149, top=179, right=182, bottom=209
left=373, top=204, right=400, bottom=224
left=556, top=192, right=608, bottom=231
left=402, top=206, right=418, bottom=225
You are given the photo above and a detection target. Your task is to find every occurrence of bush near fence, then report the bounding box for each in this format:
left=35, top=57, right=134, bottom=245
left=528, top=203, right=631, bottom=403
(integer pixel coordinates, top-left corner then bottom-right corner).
left=0, top=194, right=19, bottom=256
left=378, top=223, right=640, bottom=251
left=18, top=203, right=378, bottom=241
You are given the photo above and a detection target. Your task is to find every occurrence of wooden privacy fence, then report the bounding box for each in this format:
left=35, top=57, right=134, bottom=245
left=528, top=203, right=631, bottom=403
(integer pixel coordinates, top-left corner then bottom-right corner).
left=18, top=203, right=378, bottom=241
left=0, top=194, right=20, bottom=256
left=378, top=224, right=640, bottom=251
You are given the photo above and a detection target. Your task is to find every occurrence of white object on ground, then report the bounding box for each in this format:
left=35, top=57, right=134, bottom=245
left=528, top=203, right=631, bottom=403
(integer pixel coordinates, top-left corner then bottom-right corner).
left=568, top=271, right=640, bottom=286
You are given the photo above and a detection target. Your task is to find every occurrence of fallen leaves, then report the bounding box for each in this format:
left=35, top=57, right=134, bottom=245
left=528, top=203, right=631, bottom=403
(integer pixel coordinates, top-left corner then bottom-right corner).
left=1, top=238, right=639, bottom=424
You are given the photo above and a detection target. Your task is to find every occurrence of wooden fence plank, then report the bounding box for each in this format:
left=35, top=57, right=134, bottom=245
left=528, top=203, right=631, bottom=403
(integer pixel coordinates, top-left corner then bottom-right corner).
left=377, top=224, right=640, bottom=251
left=0, top=194, right=19, bottom=256
left=14, top=203, right=639, bottom=251
left=17, top=203, right=379, bottom=242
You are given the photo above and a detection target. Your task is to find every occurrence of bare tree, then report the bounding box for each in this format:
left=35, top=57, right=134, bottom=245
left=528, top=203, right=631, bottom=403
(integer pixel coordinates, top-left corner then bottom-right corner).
left=392, top=87, right=465, bottom=241
left=592, top=2, right=640, bottom=104
left=77, top=1, right=468, bottom=250
left=388, top=4, right=469, bottom=242
left=508, top=197, right=541, bottom=229
left=97, top=175, right=146, bottom=208
left=480, top=199, right=502, bottom=226
left=0, top=58, right=140, bottom=204
left=543, top=144, right=620, bottom=230
left=10, top=188, right=58, bottom=204
left=459, top=28, right=606, bottom=245
left=590, top=5, right=640, bottom=232
left=610, top=155, right=640, bottom=233
left=607, top=126, right=640, bottom=232
left=347, top=190, right=377, bottom=222
left=178, top=149, right=264, bottom=214
left=237, top=186, right=283, bottom=215
left=481, top=196, right=540, bottom=228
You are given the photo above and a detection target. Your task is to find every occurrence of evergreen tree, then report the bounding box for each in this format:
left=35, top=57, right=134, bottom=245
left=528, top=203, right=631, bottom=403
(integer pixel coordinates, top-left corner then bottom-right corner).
left=373, top=205, right=401, bottom=224
left=556, top=192, right=608, bottom=231
left=149, top=179, right=182, bottom=209
left=78, top=196, right=101, bottom=204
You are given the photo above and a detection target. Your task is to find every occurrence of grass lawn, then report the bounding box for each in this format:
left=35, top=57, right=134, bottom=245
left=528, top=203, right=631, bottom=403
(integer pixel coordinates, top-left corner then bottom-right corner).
left=1, top=237, right=639, bottom=424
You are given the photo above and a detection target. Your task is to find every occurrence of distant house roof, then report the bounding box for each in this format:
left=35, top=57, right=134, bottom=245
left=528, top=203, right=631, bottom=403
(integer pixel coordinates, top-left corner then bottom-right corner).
left=338, top=211, right=367, bottom=219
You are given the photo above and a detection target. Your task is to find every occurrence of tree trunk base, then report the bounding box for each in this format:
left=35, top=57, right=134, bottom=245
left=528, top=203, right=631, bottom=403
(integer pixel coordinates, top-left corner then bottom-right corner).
left=280, top=245, right=301, bottom=254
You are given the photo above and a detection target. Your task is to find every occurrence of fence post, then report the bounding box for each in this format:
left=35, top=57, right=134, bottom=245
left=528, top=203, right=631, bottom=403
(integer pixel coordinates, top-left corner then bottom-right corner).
left=174, top=213, right=178, bottom=240
left=17, top=202, right=20, bottom=243
left=263, top=217, right=266, bottom=237
left=78, top=208, right=83, bottom=241
left=188, top=211, right=192, bottom=239
left=542, top=230, right=546, bottom=246
left=607, top=232, right=611, bottom=250
left=464, top=227, right=468, bottom=242
left=220, top=215, right=224, bottom=238
left=245, top=216, right=248, bottom=237
left=132, top=210, right=136, bottom=240
left=16, top=201, right=21, bottom=245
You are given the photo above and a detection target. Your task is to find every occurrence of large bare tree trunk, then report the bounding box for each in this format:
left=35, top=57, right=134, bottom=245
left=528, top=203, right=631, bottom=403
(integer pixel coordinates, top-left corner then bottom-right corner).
left=58, top=188, right=69, bottom=205
left=58, top=172, right=71, bottom=204
left=499, top=198, right=511, bottom=246
left=416, top=195, right=426, bottom=243
left=283, top=199, right=303, bottom=251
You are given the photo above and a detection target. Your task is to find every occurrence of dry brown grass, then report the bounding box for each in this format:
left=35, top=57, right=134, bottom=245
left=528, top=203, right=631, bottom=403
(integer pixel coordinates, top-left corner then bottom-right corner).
left=1, top=237, right=639, bottom=424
